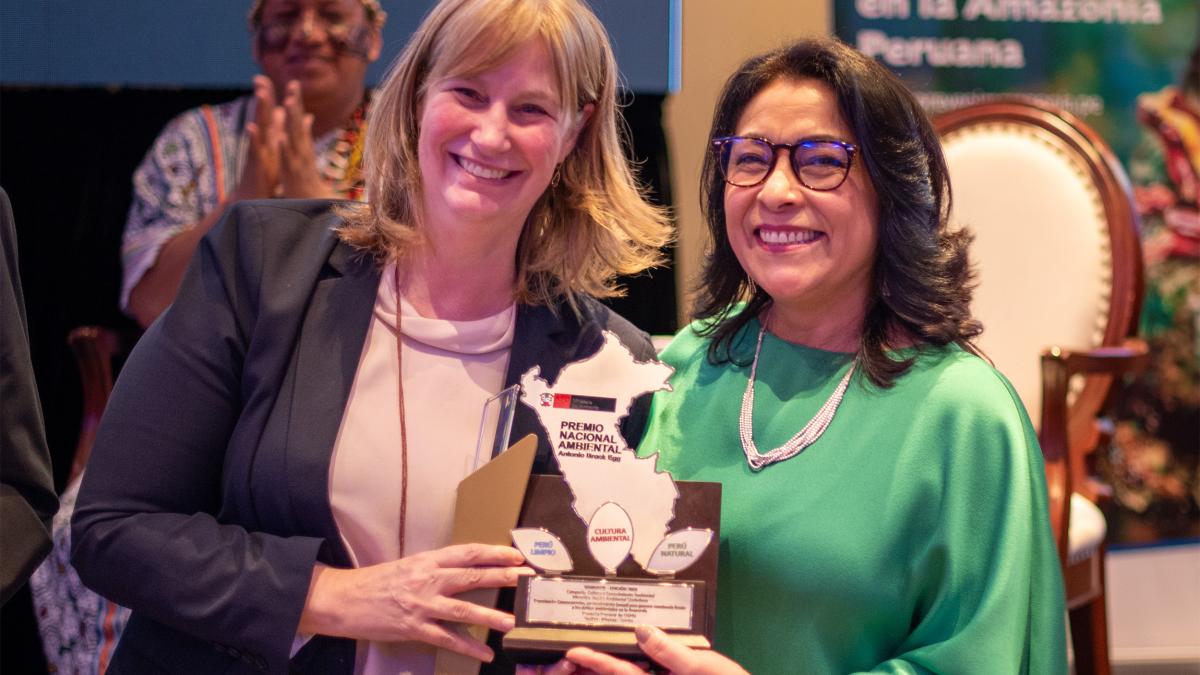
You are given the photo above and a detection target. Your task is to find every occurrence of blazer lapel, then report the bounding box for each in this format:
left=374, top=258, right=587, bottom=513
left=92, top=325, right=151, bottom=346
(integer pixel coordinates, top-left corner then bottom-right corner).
left=284, top=242, right=380, bottom=562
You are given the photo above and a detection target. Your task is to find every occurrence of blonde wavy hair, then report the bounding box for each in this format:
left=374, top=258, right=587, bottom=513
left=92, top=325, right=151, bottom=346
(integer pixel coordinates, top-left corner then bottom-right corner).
left=336, top=0, right=672, bottom=308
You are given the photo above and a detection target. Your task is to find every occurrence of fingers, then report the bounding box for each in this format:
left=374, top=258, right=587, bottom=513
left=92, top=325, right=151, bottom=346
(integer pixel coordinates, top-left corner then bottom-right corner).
left=544, top=659, right=580, bottom=674
left=234, top=75, right=285, bottom=200
left=412, top=620, right=496, bottom=664
left=431, top=543, right=528, bottom=568
left=247, top=76, right=282, bottom=157
left=565, top=647, right=647, bottom=674
left=633, top=625, right=693, bottom=670
left=325, top=546, right=531, bottom=655
left=567, top=627, right=737, bottom=675
left=281, top=80, right=310, bottom=149
left=275, top=79, right=338, bottom=198
left=270, top=106, right=287, bottom=146
left=245, top=121, right=262, bottom=150
left=252, top=75, right=277, bottom=133
left=635, top=625, right=749, bottom=675
left=438, top=565, right=533, bottom=597
left=425, top=595, right=516, bottom=633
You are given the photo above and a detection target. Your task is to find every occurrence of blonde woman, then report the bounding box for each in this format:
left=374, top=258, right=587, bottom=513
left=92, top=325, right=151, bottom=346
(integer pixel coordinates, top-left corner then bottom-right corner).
left=71, top=1, right=671, bottom=673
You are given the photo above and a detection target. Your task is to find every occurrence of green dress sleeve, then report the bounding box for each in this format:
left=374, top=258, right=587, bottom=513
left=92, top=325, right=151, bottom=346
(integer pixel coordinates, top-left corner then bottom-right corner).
left=857, top=371, right=1067, bottom=675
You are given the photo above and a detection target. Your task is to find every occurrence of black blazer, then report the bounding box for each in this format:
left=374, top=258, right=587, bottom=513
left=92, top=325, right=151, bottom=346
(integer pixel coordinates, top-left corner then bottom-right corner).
left=71, top=200, right=656, bottom=674
left=0, top=186, right=57, bottom=606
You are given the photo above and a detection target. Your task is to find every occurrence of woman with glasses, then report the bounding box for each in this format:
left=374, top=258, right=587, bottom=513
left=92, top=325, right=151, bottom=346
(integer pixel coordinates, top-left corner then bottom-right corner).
left=71, top=0, right=670, bottom=673
left=121, top=0, right=386, bottom=328
left=563, top=37, right=1066, bottom=674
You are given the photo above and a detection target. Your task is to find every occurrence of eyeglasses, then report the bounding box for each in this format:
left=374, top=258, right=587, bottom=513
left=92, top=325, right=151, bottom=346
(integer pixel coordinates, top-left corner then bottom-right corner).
left=712, top=136, right=858, bottom=191
left=256, top=12, right=368, bottom=52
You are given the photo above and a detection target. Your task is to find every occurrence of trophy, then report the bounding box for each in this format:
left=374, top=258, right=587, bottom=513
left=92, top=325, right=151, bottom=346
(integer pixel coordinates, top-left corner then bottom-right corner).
left=434, top=384, right=530, bottom=675
left=501, top=332, right=721, bottom=663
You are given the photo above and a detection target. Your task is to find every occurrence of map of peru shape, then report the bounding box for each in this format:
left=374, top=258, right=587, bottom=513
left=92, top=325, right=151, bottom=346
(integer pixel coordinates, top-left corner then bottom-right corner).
left=520, top=331, right=677, bottom=568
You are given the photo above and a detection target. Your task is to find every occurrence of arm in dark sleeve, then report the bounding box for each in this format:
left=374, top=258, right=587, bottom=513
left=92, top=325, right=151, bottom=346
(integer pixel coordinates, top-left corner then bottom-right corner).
left=0, top=186, right=58, bottom=605
left=71, top=203, right=323, bottom=671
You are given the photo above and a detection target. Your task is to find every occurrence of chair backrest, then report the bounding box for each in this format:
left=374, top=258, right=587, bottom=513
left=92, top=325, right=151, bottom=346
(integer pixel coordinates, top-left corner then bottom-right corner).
left=66, top=326, right=121, bottom=486
left=933, top=99, right=1143, bottom=437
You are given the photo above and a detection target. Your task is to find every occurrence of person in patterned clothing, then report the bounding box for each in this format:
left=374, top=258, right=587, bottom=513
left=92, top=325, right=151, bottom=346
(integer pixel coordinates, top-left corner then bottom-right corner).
left=121, top=0, right=385, bottom=328
left=27, top=4, right=385, bottom=673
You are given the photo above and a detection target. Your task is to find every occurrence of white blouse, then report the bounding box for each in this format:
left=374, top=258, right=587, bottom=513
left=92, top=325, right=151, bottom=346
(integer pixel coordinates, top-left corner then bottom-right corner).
left=326, top=263, right=516, bottom=674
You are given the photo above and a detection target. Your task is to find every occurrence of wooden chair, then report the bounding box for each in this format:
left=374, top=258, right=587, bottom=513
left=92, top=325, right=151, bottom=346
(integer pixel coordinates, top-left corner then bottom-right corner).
left=30, top=325, right=127, bottom=673
left=934, top=98, right=1147, bottom=675
left=66, top=325, right=122, bottom=485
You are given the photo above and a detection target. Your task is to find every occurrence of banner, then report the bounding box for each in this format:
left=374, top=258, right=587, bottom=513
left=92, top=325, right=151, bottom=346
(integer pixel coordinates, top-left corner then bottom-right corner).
left=834, top=0, right=1194, bottom=163
left=835, top=1, right=1199, bottom=545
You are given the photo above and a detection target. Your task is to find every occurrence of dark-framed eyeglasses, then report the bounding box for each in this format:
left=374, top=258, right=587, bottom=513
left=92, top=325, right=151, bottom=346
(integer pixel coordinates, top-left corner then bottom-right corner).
left=712, top=136, right=858, bottom=191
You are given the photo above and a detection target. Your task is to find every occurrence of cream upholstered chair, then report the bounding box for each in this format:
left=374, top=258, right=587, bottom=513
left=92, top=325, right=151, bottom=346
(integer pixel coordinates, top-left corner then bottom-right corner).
left=934, top=98, right=1147, bottom=675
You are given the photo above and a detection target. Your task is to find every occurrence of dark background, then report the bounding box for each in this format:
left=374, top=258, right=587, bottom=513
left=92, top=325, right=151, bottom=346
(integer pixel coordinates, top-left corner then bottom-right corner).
left=0, top=85, right=675, bottom=672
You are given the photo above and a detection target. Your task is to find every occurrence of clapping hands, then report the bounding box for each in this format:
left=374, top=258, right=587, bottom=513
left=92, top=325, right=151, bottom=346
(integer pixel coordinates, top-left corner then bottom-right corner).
left=235, top=75, right=337, bottom=202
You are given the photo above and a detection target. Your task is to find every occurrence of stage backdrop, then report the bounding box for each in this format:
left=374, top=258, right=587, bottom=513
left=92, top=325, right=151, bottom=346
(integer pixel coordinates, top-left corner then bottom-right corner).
left=835, top=0, right=1199, bottom=546
left=0, top=0, right=681, bottom=92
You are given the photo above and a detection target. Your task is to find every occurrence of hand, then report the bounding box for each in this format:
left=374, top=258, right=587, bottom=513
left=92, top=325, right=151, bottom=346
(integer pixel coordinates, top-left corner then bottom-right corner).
left=564, top=626, right=749, bottom=675
left=301, top=543, right=532, bottom=663
left=277, top=80, right=337, bottom=199
left=232, top=75, right=284, bottom=202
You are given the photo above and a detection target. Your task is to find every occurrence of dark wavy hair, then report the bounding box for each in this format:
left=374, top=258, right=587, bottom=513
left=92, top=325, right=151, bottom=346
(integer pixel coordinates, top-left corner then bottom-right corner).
left=694, top=36, right=982, bottom=388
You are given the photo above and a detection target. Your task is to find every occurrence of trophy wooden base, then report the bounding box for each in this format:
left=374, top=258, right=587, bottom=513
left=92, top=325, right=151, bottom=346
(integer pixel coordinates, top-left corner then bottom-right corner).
left=502, top=476, right=720, bottom=664
left=503, top=626, right=711, bottom=664
left=505, top=573, right=711, bottom=665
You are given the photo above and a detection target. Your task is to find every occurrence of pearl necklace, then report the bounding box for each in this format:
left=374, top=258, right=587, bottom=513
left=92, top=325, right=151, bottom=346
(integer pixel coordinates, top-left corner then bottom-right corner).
left=740, top=324, right=856, bottom=471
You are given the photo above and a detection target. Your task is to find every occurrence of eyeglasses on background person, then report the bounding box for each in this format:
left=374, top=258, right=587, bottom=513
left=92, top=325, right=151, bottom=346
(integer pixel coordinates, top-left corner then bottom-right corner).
left=255, top=7, right=371, bottom=53
left=712, top=136, right=858, bottom=191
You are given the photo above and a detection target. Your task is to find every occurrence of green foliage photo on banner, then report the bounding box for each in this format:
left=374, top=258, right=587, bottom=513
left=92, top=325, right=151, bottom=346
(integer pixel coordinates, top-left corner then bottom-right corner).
left=835, top=0, right=1199, bottom=546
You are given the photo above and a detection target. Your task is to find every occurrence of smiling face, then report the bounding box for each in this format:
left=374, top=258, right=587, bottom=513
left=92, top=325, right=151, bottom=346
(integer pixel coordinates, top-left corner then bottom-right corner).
left=416, top=39, right=585, bottom=253
left=723, top=77, right=879, bottom=348
left=254, top=0, right=380, bottom=109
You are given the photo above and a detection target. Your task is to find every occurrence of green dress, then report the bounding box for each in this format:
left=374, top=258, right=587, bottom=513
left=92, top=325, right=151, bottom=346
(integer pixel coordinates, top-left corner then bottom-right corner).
left=639, top=317, right=1067, bottom=674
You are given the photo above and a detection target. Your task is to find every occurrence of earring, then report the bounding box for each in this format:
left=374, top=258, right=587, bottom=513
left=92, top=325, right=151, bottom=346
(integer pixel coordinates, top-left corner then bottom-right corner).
left=550, top=164, right=562, bottom=188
